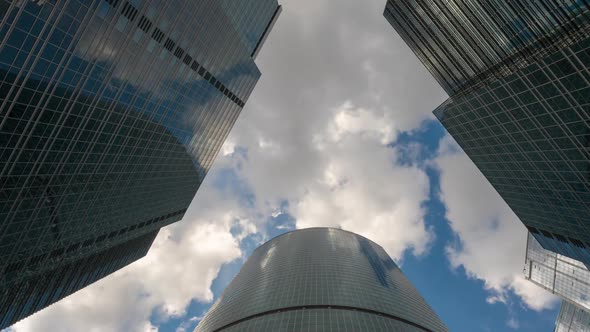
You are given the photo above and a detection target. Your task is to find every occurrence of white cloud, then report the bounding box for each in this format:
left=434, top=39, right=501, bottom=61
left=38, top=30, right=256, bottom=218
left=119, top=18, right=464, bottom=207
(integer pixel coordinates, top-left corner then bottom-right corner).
left=10, top=0, right=446, bottom=329
left=175, top=316, right=200, bottom=332
left=7, top=0, right=557, bottom=328
left=506, top=317, right=519, bottom=329
left=294, top=102, right=433, bottom=260
left=217, top=98, right=436, bottom=263
left=220, top=140, right=236, bottom=156
left=220, top=0, right=446, bottom=217
left=10, top=186, right=244, bottom=332
left=435, top=135, right=559, bottom=311
left=323, top=101, right=396, bottom=144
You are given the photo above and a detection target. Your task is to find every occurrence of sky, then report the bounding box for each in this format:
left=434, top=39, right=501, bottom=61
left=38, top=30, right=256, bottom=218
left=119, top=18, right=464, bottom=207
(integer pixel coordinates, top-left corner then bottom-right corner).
left=6, top=0, right=564, bottom=331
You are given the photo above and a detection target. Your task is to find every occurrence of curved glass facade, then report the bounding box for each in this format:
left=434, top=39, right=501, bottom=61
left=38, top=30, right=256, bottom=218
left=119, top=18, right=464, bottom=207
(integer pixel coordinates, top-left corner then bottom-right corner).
left=0, top=0, right=279, bottom=328
left=195, top=228, right=448, bottom=332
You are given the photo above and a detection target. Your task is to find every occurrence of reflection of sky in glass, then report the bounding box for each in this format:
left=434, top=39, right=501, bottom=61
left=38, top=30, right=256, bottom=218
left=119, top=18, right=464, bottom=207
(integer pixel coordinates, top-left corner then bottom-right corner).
left=358, top=237, right=397, bottom=289
left=384, top=0, right=590, bottom=94
left=197, top=228, right=448, bottom=332
left=72, top=1, right=261, bottom=174
left=1, top=0, right=273, bottom=176
left=0, top=0, right=279, bottom=328
left=525, top=233, right=590, bottom=311
left=555, top=301, right=590, bottom=332
left=219, top=0, right=278, bottom=56
left=433, top=33, right=590, bottom=271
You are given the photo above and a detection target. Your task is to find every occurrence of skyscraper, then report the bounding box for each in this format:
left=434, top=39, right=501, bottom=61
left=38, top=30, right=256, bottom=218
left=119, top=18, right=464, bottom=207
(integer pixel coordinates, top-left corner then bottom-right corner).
left=524, top=232, right=590, bottom=311
left=0, top=0, right=281, bottom=328
left=384, top=1, right=590, bottom=265
left=195, top=228, right=448, bottom=332
left=555, top=300, right=590, bottom=332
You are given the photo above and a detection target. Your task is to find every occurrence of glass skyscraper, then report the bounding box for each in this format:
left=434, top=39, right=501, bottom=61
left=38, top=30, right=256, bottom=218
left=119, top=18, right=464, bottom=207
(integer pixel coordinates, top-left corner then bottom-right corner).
left=0, top=0, right=281, bottom=328
left=384, top=1, right=590, bottom=265
left=524, top=232, right=590, bottom=311
left=555, top=301, right=590, bottom=332
left=384, top=0, right=590, bottom=95
left=195, top=228, right=448, bottom=332
left=524, top=230, right=590, bottom=330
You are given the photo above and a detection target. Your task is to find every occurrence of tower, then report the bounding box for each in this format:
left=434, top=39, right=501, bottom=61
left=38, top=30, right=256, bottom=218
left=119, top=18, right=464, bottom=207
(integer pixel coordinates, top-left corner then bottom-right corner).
left=384, top=0, right=590, bottom=265
left=0, top=0, right=281, bottom=327
left=195, top=228, right=448, bottom=332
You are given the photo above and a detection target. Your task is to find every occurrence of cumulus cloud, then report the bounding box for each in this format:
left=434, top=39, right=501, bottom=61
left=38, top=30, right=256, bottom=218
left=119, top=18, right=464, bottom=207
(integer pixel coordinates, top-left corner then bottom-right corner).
left=12, top=0, right=551, bottom=329
left=10, top=0, right=447, bottom=329
left=294, top=102, right=433, bottom=260
left=435, top=135, right=559, bottom=311
left=322, top=101, right=396, bottom=144
left=219, top=0, right=445, bottom=214
left=215, top=0, right=446, bottom=262
left=175, top=316, right=200, bottom=332
left=219, top=99, right=436, bottom=261
left=10, top=186, right=244, bottom=332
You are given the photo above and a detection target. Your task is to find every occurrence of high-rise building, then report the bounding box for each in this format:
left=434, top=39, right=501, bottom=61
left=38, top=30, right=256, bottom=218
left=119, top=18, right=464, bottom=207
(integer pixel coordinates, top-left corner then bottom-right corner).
left=0, top=0, right=281, bottom=328
left=195, top=228, right=448, bottom=332
left=555, top=301, right=590, bottom=332
left=524, top=232, right=590, bottom=311
left=525, top=231, right=590, bottom=330
left=384, top=1, right=590, bottom=265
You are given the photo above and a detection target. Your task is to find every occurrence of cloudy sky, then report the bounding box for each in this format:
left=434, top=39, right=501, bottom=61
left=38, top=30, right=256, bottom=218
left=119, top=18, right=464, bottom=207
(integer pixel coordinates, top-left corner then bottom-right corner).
left=8, top=0, right=562, bottom=331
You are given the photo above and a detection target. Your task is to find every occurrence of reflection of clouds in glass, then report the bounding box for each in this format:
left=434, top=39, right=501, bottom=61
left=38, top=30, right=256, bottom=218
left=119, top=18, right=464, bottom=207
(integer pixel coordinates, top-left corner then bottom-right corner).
left=184, top=95, right=238, bottom=172
left=525, top=233, right=590, bottom=312
left=63, top=0, right=267, bottom=177
left=74, top=1, right=259, bottom=100
left=555, top=301, right=590, bottom=331
left=387, top=0, right=590, bottom=95
left=0, top=0, right=281, bottom=328
left=260, top=245, right=275, bottom=270
left=14, top=0, right=49, bottom=7
left=219, top=0, right=280, bottom=56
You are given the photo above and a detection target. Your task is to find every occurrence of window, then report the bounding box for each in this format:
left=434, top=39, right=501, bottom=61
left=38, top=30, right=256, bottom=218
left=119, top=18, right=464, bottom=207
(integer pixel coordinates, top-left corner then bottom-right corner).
left=106, top=0, right=119, bottom=7
left=184, top=54, right=192, bottom=66
left=121, top=2, right=138, bottom=21
left=164, top=38, right=175, bottom=51
left=174, top=46, right=184, bottom=58
left=137, top=16, right=152, bottom=33
left=151, top=28, right=164, bottom=43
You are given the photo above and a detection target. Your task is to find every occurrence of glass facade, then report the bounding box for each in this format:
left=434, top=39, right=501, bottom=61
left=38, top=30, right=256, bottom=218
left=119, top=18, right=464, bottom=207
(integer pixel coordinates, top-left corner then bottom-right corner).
left=524, top=232, right=590, bottom=311
left=0, top=0, right=280, bottom=328
left=195, top=228, right=448, bottom=332
left=434, top=37, right=590, bottom=265
left=555, top=301, right=590, bottom=332
left=384, top=0, right=590, bottom=94
left=1, top=230, right=158, bottom=328
left=384, top=0, right=590, bottom=266
left=219, top=0, right=282, bottom=58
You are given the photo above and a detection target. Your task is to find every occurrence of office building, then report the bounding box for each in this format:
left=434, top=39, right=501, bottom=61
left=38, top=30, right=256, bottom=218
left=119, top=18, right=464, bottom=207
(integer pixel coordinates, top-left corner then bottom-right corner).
left=195, top=228, right=448, bottom=332
left=0, top=0, right=281, bottom=328
left=524, top=232, right=590, bottom=312
left=384, top=0, right=590, bottom=95
left=555, top=301, right=590, bottom=332
left=384, top=1, right=590, bottom=264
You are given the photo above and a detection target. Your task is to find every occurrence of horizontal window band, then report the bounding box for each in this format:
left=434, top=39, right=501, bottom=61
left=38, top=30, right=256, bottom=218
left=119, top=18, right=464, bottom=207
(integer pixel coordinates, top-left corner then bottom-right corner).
left=212, top=304, right=435, bottom=332
left=101, top=0, right=246, bottom=108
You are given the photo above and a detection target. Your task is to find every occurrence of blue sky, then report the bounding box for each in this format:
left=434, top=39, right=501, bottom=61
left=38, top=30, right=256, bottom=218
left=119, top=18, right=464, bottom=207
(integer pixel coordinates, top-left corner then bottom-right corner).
left=8, top=0, right=562, bottom=331
left=150, top=119, right=560, bottom=332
